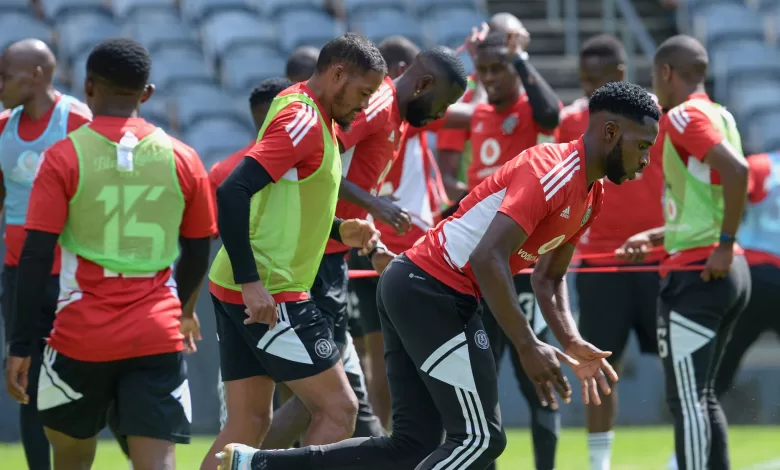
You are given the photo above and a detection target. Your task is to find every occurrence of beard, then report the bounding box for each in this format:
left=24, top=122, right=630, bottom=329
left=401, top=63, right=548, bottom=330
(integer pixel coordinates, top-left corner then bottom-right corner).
left=332, top=86, right=356, bottom=131
left=605, top=137, right=627, bottom=185
left=405, top=96, right=432, bottom=127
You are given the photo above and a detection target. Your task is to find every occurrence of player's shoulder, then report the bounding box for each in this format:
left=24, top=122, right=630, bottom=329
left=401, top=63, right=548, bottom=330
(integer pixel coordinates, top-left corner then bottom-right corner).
left=365, top=77, right=397, bottom=123
left=0, top=108, right=11, bottom=134
left=560, top=97, right=589, bottom=120
left=167, top=132, right=204, bottom=167
left=63, top=96, right=93, bottom=121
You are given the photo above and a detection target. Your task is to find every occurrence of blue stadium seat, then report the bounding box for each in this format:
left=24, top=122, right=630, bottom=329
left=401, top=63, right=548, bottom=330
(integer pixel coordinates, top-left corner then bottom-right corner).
left=201, top=12, right=277, bottom=62
left=695, top=4, right=765, bottom=50
left=221, top=47, right=287, bottom=93
left=112, top=0, right=176, bottom=18
left=69, top=52, right=91, bottom=90
left=172, top=84, right=247, bottom=132
left=185, top=117, right=254, bottom=167
left=684, top=0, right=744, bottom=17
left=744, top=111, right=780, bottom=154
left=350, top=10, right=424, bottom=46
left=458, top=49, right=474, bottom=76
left=128, top=22, right=200, bottom=55
left=56, top=13, right=120, bottom=62
left=43, top=0, right=112, bottom=21
left=0, top=13, right=53, bottom=52
left=141, top=98, right=172, bottom=129
left=413, top=0, right=476, bottom=16
left=152, top=45, right=204, bottom=63
left=179, top=0, right=257, bottom=24
left=262, top=0, right=324, bottom=16
left=726, top=78, right=780, bottom=123
left=123, top=7, right=180, bottom=25
left=343, top=0, right=405, bottom=17
left=150, top=55, right=214, bottom=91
left=278, top=9, right=343, bottom=53
left=754, top=0, right=780, bottom=13
left=711, top=41, right=780, bottom=86
left=0, top=0, right=33, bottom=15
left=424, top=8, right=486, bottom=49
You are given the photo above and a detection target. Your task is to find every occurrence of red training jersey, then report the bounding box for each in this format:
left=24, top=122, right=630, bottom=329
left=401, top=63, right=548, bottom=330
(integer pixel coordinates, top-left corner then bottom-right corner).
left=464, top=94, right=556, bottom=190
left=659, top=92, right=743, bottom=269
left=743, top=153, right=780, bottom=268
left=209, top=83, right=335, bottom=305
left=26, top=117, right=217, bottom=362
left=436, top=84, right=476, bottom=153
left=326, top=76, right=403, bottom=254
left=555, top=96, right=666, bottom=265
left=208, top=142, right=254, bottom=218
left=406, top=138, right=603, bottom=297
left=0, top=93, right=92, bottom=272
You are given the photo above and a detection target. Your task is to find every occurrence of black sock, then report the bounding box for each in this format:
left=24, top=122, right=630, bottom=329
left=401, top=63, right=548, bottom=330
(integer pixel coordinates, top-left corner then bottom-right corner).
left=251, top=447, right=314, bottom=470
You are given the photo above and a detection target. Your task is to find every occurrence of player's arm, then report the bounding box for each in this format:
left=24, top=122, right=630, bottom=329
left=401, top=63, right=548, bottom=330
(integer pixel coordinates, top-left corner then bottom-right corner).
left=531, top=243, right=580, bottom=348
left=704, top=141, right=749, bottom=241
left=440, top=102, right=476, bottom=129
left=510, top=50, right=561, bottom=130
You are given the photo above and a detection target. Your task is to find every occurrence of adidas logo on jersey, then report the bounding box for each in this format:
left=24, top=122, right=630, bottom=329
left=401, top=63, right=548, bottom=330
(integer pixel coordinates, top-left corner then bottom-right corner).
left=388, top=130, right=395, bottom=142
left=560, top=206, right=571, bottom=219
left=474, top=122, right=484, bottom=132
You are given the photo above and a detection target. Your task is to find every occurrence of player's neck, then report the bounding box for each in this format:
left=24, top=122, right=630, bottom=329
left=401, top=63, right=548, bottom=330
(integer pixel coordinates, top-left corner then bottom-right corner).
left=494, top=91, right=520, bottom=113
left=392, top=74, right=415, bottom=121
left=581, top=133, right=605, bottom=185
left=669, top=83, right=705, bottom=108
left=22, top=87, right=57, bottom=121
left=305, top=76, right=330, bottom=117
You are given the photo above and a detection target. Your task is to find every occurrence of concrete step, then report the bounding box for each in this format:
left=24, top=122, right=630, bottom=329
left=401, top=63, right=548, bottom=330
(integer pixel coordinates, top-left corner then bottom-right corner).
left=489, top=0, right=677, bottom=21
left=529, top=55, right=653, bottom=89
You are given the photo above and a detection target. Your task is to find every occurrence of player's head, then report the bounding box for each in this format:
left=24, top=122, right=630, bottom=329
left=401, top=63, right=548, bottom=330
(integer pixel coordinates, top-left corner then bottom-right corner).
left=249, top=77, right=291, bottom=131
left=378, top=36, right=420, bottom=79
left=652, top=34, right=708, bottom=110
left=84, top=38, right=153, bottom=116
left=475, top=31, right=520, bottom=106
left=487, top=12, right=526, bottom=36
left=579, top=34, right=626, bottom=98
left=587, top=81, right=660, bottom=185
left=0, top=39, right=56, bottom=109
left=286, top=46, right=320, bottom=83
left=314, top=33, right=387, bottom=129
left=403, top=46, right=468, bottom=127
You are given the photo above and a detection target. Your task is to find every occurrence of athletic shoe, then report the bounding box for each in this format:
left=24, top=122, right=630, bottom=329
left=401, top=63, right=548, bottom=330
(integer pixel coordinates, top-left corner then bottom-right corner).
left=216, top=443, right=258, bottom=470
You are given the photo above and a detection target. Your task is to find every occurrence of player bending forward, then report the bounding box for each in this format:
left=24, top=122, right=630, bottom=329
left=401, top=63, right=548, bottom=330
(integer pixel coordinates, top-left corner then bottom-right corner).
left=217, top=80, right=660, bottom=470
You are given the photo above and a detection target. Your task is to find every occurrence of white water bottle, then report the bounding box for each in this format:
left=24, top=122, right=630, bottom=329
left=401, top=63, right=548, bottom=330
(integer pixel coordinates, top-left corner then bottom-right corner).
left=116, top=131, right=139, bottom=172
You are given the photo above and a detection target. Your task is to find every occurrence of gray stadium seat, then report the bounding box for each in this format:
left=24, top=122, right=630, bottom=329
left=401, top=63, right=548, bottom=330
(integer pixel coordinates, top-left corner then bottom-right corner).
left=278, top=9, right=343, bottom=53
left=128, top=22, right=200, bottom=55
left=150, top=55, right=214, bottom=91
left=695, top=4, right=765, bottom=50
left=711, top=41, right=780, bottom=87
left=112, top=0, right=176, bottom=18
left=343, top=0, right=405, bottom=17
left=262, top=0, right=324, bottom=16
left=350, top=10, right=424, bottom=46
left=413, top=0, right=477, bottom=16
left=685, top=0, right=744, bottom=17
left=201, top=12, right=277, bottom=62
left=69, top=52, right=90, bottom=90
left=42, top=0, right=112, bottom=21
left=726, top=78, right=780, bottom=123
left=744, top=111, right=780, bottom=154
left=179, top=0, right=257, bottom=24
left=123, top=7, right=180, bottom=25
left=458, top=49, right=474, bottom=76
left=220, top=47, right=287, bottom=93
left=0, top=13, right=53, bottom=52
left=424, top=8, right=486, bottom=49
left=141, top=98, right=172, bottom=129
left=172, top=84, right=247, bottom=132
left=184, top=118, right=254, bottom=167
left=56, top=12, right=119, bottom=61
left=0, top=0, right=33, bottom=14
left=755, top=0, right=780, bottom=12
left=151, top=44, right=204, bottom=62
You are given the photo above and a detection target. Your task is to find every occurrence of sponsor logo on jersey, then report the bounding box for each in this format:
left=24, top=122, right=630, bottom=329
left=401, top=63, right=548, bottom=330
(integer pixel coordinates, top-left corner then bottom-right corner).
left=581, top=205, right=592, bottom=226
left=502, top=114, right=519, bottom=134
left=517, top=248, right=538, bottom=262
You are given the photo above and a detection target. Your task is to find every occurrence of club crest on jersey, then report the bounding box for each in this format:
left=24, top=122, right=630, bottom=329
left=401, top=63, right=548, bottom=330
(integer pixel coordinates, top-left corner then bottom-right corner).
left=581, top=205, right=592, bottom=227
left=502, top=114, right=519, bottom=134
left=474, top=330, right=490, bottom=350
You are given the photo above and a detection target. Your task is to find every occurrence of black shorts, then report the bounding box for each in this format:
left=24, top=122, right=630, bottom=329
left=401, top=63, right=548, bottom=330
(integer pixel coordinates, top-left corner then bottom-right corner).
left=347, top=248, right=381, bottom=336
left=311, top=253, right=350, bottom=345
left=37, top=346, right=190, bottom=443
left=577, top=262, right=661, bottom=361
left=213, top=296, right=340, bottom=382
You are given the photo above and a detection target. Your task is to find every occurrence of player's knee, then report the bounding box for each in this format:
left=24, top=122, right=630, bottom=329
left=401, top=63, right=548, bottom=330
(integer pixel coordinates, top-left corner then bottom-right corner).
left=486, top=428, right=508, bottom=460
left=225, top=407, right=272, bottom=436
left=311, top=389, right=359, bottom=436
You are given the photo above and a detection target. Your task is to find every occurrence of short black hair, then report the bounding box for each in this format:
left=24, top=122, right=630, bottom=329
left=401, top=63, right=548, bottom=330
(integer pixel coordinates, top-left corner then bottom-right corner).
left=86, top=38, right=151, bottom=91
left=476, top=31, right=508, bottom=51
left=419, top=46, right=468, bottom=90
left=378, top=36, right=420, bottom=68
left=580, top=34, right=626, bottom=64
left=588, top=81, right=660, bottom=123
left=249, top=77, right=291, bottom=109
left=286, top=46, right=319, bottom=81
left=316, top=33, right=387, bottom=76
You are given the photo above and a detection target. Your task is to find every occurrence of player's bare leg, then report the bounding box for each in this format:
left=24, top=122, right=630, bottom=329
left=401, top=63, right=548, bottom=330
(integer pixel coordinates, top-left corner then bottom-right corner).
left=45, top=428, right=97, bottom=470
left=201, top=376, right=275, bottom=470
left=586, top=362, right=620, bottom=470
left=364, top=330, right=391, bottom=428
left=127, top=436, right=175, bottom=470
left=260, top=394, right=311, bottom=449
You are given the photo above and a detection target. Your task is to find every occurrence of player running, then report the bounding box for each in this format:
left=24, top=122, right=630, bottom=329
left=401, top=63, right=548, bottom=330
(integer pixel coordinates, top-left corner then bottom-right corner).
left=286, top=46, right=321, bottom=83
left=556, top=35, right=664, bottom=470
left=4, top=38, right=214, bottom=470
left=202, top=33, right=386, bottom=469
left=218, top=81, right=659, bottom=470
left=0, top=38, right=92, bottom=470
left=617, top=35, right=750, bottom=470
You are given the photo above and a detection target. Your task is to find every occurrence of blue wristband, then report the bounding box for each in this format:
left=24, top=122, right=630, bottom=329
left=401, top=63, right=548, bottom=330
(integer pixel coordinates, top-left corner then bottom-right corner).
left=719, top=232, right=736, bottom=244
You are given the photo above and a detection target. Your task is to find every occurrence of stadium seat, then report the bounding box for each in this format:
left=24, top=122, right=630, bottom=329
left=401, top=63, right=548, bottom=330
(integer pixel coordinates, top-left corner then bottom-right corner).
left=123, top=7, right=181, bottom=25
left=685, top=0, right=744, bottom=17
left=278, top=10, right=344, bottom=53
left=711, top=41, right=780, bottom=87
left=201, top=11, right=277, bottom=62
left=69, top=52, right=91, bottom=90
left=56, top=13, right=120, bottom=62
left=184, top=117, right=254, bottom=167
left=458, top=49, right=475, bottom=76
left=412, top=0, right=477, bottom=16
left=262, top=0, right=325, bottom=16
left=42, top=0, right=112, bottom=21
left=343, top=0, right=406, bottom=17
left=172, top=84, right=247, bottom=132
left=152, top=45, right=204, bottom=63
left=744, top=111, right=780, bottom=154
left=128, top=22, right=200, bottom=55
left=112, top=0, right=176, bottom=18
left=179, top=0, right=257, bottom=24
left=140, top=98, right=172, bottom=129
left=753, top=0, right=780, bottom=13
left=221, top=47, right=288, bottom=93
left=726, top=78, right=780, bottom=123
left=150, top=55, right=214, bottom=91
left=0, top=13, right=53, bottom=52
left=350, top=10, right=424, bottom=47
left=694, top=4, right=765, bottom=50
left=0, top=0, right=33, bottom=15
left=423, top=8, right=486, bottom=49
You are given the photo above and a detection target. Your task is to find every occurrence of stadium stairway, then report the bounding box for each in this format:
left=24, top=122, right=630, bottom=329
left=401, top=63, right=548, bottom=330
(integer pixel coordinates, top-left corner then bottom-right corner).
left=486, top=0, right=678, bottom=103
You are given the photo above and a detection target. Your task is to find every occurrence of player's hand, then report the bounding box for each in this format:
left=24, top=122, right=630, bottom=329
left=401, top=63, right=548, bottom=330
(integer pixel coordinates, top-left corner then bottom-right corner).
left=241, top=281, right=277, bottom=328
left=370, top=249, right=396, bottom=274
left=340, top=218, right=381, bottom=256
left=563, top=338, right=618, bottom=405
left=615, top=232, right=653, bottom=263
left=180, top=313, right=202, bottom=354
left=368, top=196, right=412, bottom=235
left=464, top=22, right=489, bottom=61
left=5, top=356, right=31, bottom=405
left=505, top=27, right=531, bottom=57
left=516, top=339, right=578, bottom=409
left=701, top=243, right=734, bottom=282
